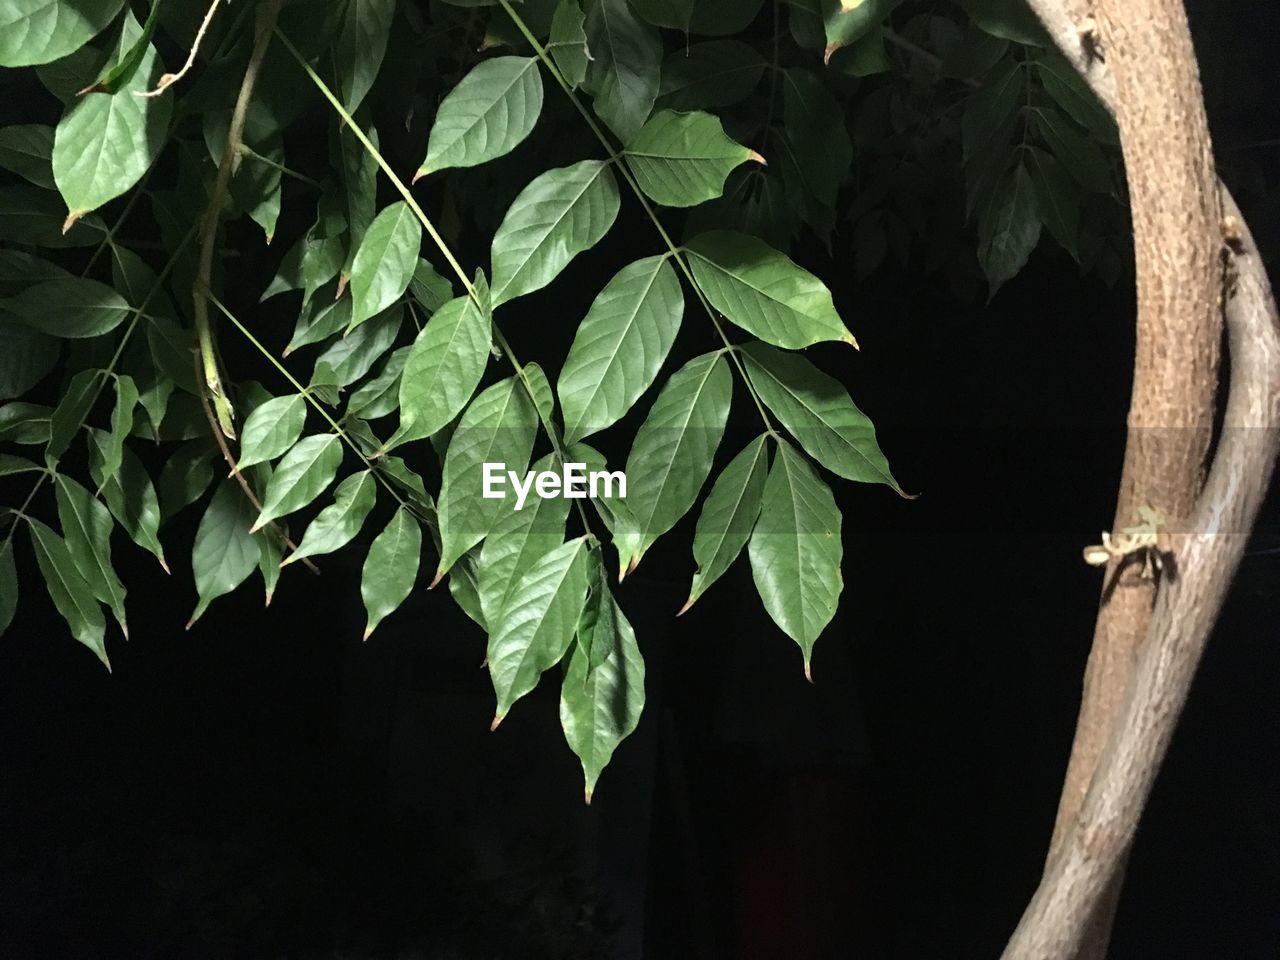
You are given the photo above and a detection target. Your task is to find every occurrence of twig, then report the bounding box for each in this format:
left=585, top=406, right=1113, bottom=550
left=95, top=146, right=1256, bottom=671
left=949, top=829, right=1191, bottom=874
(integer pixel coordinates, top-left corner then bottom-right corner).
left=138, top=0, right=224, bottom=98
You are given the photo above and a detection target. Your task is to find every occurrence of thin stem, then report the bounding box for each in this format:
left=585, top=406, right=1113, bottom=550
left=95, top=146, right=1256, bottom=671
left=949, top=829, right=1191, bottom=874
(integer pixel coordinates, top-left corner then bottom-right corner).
left=495, top=0, right=778, bottom=434
left=237, top=144, right=323, bottom=188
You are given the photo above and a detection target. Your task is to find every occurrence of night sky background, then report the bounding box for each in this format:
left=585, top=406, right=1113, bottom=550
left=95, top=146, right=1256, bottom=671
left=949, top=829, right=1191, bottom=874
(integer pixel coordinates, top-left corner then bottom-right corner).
left=2, top=2, right=1278, bottom=958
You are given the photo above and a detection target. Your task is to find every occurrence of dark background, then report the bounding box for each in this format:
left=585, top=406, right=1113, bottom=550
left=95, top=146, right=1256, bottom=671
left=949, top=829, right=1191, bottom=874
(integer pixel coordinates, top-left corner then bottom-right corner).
left=2, top=3, right=1278, bottom=958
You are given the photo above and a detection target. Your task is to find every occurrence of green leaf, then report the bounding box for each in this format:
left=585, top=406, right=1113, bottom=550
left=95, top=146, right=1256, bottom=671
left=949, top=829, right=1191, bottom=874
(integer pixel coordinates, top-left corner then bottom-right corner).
left=488, top=536, right=590, bottom=723
left=286, top=288, right=351, bottom=354
left=584, top=0, right=661, bottom=142
left=349, top=202, right=421, bottom=329
left=622, top=351, right=732, bottom=571
left=955, top=0, right=1049, bottom=47
left=0, top=401, right=53, bottom=444
left=236, top=394, right=307, bottom=469
left=94, top=372, right=138, bottom=483
left=1031, top=105, right=1112, bottom=193
left=0, top=453, right=43, bottom=477
left=685, top=230, right=856, bottom=348
left=189, top=479, right=260, bottom=626
left=657, top=39, right=766, bottom=111
left=477, top=453, right=571, bottom=627
left=625, top=109, right=756, bottom=208
left=557, top=255, right=683, bottom=443
left=0, top=319, right=59, bottom=400
left=683, top=434, right=768, bottom=612
left=255, top=520, right=284, bottom=606
left=285, top=469, right=377, bottom=566
left=688, top=0, right=763, bottom=35
left=560, top=577, right=644, bottom=802
left=418, top=56, right=543, bottom=177
left=448, top=550, right=486, bottom=629
left=333, top=0, right=396, bottom=111
left=3, top=276, right=130, bottom=339
left=437, top=376, right=539, bottom=577
left=88, top=427, right=166, bottom=570
left=977, top=161, right=1041, bottom=295
left=748, top=440, right=841, bottom=677
left=0, top=537, right=16, bottom=636
left=252, top=434, right=343, bottom=532
left=0, top=123, right=55, bottom=187
left=547, top=0, right=590, bottom=89
left=46, top=368, right=99, bottom=464
left=1026, top=145, right=1080, bottom=259
left=631, top=0, right=693, bottom=30
left=0, top=183, right=106, bottom=247
left=158, top=438, right=216, bottom=520
left=392, top=296, right=491, bottom=447
left=361, top=506, right=422, bottom=640
left=0, top=0, right=125, bottom=68
left=1033, top=51, right=1116, bottom=143
left=741, top=342, right=900, bottom=490
left=490, top=159, right=620, bottom=306
left=961, top=59, right=1022, bottom=163
left=28, top=517, right=109, bottom=668
left=77, top=0, right=162, bottom=94
left=312, top=306, right=402, bottom=389
left=820, top=0, right=889, bottom=59
left=408, top=258, right=453, bottom=313
left=346, top=346, right=408, bottom=421
left=774, top=68, right=851, bottom=235
left=52, top=11, right=172, bottom=222
left=54, top=475, right=127, bottom=635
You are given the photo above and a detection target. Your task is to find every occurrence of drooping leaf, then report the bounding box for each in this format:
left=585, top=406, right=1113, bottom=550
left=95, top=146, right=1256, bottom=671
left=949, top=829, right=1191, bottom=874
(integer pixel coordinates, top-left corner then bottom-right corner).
left=557, top=255, right=683, bottom=443
left=361, top=506, right=422, bottom=640
left=158, top=438, right=216, bottom=520
left=52, top=11, right=172, bottom=222
left=488, top=536, right=590, bottom=723
left=0, top=0, right=125, bottom=68
left=255, top=519, right=284, bottom=606
left=477, top=453, right=571, bottom=627
left=584, top=0, right=661, bottom=142
left=408, top=258, right=453, bottom=313
left=418, top=56, right=543, bottom=177
left=93, top=372, right=137, bottom=484
left=76, top=0, right=162, bottom=94
left=0, top=319, right=59, bottom=400
left=333, top=0, right=396, bottom=111
left=311, top=306, right=402, bottom=389
left=286, top=288, right=352, bottom=354
left=821, top=0, right=888, bottom=59
left=560, top=576, right=644, bottom=802
left=349, top=202, right=421, bottom=330
left=0, top=537, right=16, bottom=636
left=392, top=296, right=491, bottom=447
left=977, top=161, right=1041, bottom=295
left=437, top=376, right=539, bottom=577
left=3, top=276, right=130, bottom=339
left=683, top=433, right=769, bottom=612
left=657, top=39, right=765, bottom=111
left=1026, top=145, right=1080, bottom=259
left=490, top=159, right=620, bottom=306
left=773, top=68, right=851, bottom=235
left=0, top=401, right=53, bottom=444
left=284, top=469, right=377, bottom=566
left=621, top=351, right=732, bottom=571
left=685, top=231, right=856, bottom=348
left=28, top=517, right=108, bottom=668
left=87, top=428, right=166, bottom=570
left=189, top=479, right=261, bottom=627
left=0, top=123, right=55, bottom=187
left=252, top=434, right=343, bottom=532
left=337, top=112, right=379, bottom=278
left=236, top=394, right=307, bottom=469
left=54, top=475, right=127, bottom=635
left=547, top=0, right=590, bottom=89
left=346, top=346, right=408, bottom=421
left=741, top=342, right=900, bottom=490
left=447, top=549, right=486, bottom=629
left=1031, top=105, right=1112, bottom=193
left=46, top=368, right=100, bottom=464
left=625, top=109, right=756, bottom=208
left=0, top=453, right=42, bottom=477
left=748, top=440, right=842, bottom=677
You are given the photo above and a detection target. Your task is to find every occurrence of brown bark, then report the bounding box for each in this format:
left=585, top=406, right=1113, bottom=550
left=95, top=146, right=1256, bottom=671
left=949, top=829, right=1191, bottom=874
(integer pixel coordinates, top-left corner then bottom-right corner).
left=1006, top=1, right=1280, bottom=956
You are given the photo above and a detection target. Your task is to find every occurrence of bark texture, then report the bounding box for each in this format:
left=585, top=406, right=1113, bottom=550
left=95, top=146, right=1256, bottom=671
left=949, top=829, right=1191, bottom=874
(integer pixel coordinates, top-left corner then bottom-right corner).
left=1007, top=1, right=1280, bottom=956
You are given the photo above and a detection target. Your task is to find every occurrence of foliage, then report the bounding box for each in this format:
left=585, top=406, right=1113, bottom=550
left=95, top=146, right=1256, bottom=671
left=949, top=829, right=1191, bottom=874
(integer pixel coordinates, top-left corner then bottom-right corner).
left=0, top=0, right=1123, bottom=798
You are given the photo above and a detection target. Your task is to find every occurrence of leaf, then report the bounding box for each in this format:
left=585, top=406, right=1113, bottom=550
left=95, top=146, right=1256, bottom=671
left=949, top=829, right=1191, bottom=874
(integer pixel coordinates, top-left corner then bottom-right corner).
left=0, top=537, right=16, bottom=636
left=961, top=59, right=1022, bottom=163
left=361, top=507, right=422, bottom=640
left=741, top=342, right=900, bottom=489
left=488, top=536, right=590, bottom=723
left=560, top=578, right=644, bottom=802
left=820, top=0, right=889, bottom=59
left=0, top=453, right=42, bottom=477
left=0, top=401, right=53, bottom=444
left=3, top=276, right=130, bottom=338
left=685, top=230, right=856, bottom=348
left=448, top=550, right=486, bottom=629
left=1031, top=105, right=1112, bottom=193
left=255, top=520, right=284, bottom=606
left=46, top=368, right=99, bottom=464
left=349, top=202, right=421, bottom=329
left=236, top=394, right=307, bottom=469
left=683, top=434, right=768, bottom=612
left=0, top=319, right=59, bottom=400
left=346, top=346, right=408, bottom=421
left=977, top=161, right=1041, bottom=295
left=557, top=255, right=683, bottom=443
left=0, top=123, right=55, bottom=187
left=285, top=469, right=377, bottom=566
left=28, top=517, right=109, bottom=668
left=748, top=440, right=842, bottom=677
left=93, top=372, right=138, bottom=484
left=584, top=0, right=661, bottom=142
left=88, top=428, right=166, bottom=569
left=0, top=0, right=125, bottom=68
left=657, top=39, right=765, bottom=111
left=621, top=351, right=732, bottom=570
left=311, top=306, right=402, bottom=389
left=490, top=159, right=620, bottom=306
left=774, top=68, right=851, bottom=235
left=158, top=438, right=216, bottom=520
left=54, top=475, right=127, bottom=635
left=0, top=183, right=106, bottom=247
left=625, top=109, right=756, bottom=208
left=955, top=0, right=1049, bottom=47
left=333, top=0, right=396, bottom=111
left=77, top=0, right=162, bottom=94
left=408, top=258, right=453, bottom=313
left=418, top=56, right=543, bottom=177
left=52, top=11, right=172, bottom=221
left=252, top=434, right=343, bottom=532
left=437, top=376, right=539, bottom=577
left=1026, top=145, right=1080, bottom=259
left=631, top=0, right=693, bottom=30
left=392, top=296, right=491, bottom=447
left=688, top=0, right=763, bottom=35
left=189, top=479, right=260, bottom=627
left=286, top=288, right=351, bottom=354
left=547, top=0, right=590, bottom=89
left=477, top=453, right=571, bottom=627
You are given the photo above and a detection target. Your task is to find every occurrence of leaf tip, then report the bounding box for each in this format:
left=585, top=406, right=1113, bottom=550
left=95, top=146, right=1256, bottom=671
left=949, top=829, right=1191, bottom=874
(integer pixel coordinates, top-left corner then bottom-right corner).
left=158, top=556, right=171, bottom=575
left=412, top=168, right=428, bottom=185
left=748, top=149, right=767, bottom=167
left=823, top=43, right=841, bottom=66
left=804, top=659, right=814, bottom=684
left=119, top=620, right=129, bottom=641
left=676, top=596, right=694, bottom=616
left=490, top=713, right=504, bottom=732
left=584, top=786, right=594, bottom=806
left=62, top=210, right=85, bottom=234
left=428, top=567, right=445, bottom=589
left=843, top=330, right=860, bottom=350
left=362, top=624, right=375, bottom=642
